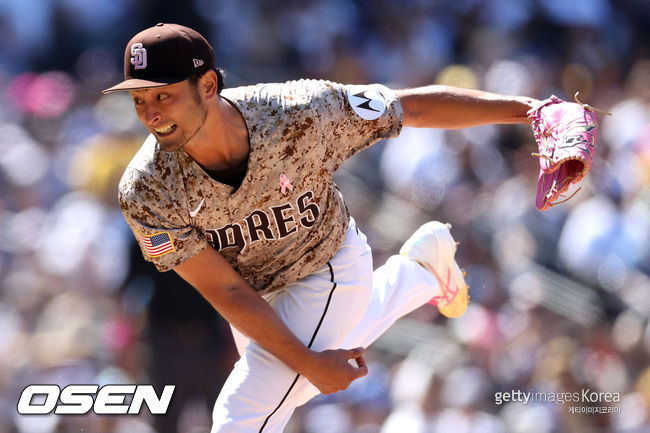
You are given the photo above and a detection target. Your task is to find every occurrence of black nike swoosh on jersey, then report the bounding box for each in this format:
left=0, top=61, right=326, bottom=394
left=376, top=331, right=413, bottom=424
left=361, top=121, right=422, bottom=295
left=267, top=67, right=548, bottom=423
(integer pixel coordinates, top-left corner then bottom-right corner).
left=353, top=91, right=380, bottom=112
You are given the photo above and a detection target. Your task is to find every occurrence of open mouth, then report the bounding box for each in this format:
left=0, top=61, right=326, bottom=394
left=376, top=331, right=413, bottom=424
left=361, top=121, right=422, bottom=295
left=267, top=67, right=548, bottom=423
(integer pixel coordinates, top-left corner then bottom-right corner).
left=154, top=124, right=177, bottom=137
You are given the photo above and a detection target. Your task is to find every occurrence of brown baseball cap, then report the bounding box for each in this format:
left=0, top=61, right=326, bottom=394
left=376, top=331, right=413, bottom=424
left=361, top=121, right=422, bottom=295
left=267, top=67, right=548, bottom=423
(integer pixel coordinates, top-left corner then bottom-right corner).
left=102, top=23, right=215, bottom=94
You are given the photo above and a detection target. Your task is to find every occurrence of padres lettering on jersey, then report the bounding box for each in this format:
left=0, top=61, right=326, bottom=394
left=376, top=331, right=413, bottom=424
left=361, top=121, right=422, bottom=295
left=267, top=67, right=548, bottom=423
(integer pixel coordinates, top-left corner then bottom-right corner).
left=119, top=79, right=403, bottom=294
left=206, top=190, right=320, bottom=253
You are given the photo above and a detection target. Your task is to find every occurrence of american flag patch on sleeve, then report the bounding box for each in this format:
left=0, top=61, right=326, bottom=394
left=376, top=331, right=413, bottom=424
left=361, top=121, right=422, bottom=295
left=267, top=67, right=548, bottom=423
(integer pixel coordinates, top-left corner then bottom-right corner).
left=136, top=231, right=175, bottom=257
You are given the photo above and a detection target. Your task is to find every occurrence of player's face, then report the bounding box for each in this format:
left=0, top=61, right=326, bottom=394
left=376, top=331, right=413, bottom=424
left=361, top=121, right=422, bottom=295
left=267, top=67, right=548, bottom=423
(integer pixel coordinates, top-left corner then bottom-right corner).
left=130, top=81, right=208, bottom=153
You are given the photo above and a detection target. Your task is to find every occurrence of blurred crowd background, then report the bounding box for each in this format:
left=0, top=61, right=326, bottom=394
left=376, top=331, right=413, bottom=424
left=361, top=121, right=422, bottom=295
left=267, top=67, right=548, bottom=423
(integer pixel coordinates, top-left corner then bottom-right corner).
left=0, top=0, right=648, bottom=432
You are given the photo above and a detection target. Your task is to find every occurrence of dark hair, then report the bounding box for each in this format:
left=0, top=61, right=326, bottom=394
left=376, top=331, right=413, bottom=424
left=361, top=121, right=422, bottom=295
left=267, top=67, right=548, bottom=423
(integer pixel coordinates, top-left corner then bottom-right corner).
left=188, top=67, right=225, bottom=94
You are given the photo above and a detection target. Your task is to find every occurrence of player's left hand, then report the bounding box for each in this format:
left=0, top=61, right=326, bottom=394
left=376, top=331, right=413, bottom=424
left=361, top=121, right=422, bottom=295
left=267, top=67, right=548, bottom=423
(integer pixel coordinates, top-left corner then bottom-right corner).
left=300, top=347, right=368, bottom=395
left=528, top=92, right=611, bottom=210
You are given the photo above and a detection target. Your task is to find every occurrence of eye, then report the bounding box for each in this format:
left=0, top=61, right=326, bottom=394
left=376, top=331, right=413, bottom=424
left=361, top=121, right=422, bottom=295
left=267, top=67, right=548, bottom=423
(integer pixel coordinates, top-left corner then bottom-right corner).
left=157, top=93, right=169, bottom=101
left=132, top=97, right=143, bottom=105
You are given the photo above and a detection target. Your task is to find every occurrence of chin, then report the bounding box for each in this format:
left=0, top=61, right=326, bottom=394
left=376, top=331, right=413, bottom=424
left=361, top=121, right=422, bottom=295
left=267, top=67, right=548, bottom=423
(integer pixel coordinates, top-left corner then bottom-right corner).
left=158, top=141, right=185, bottom=153
left=156, top=132, right=191, bottom=152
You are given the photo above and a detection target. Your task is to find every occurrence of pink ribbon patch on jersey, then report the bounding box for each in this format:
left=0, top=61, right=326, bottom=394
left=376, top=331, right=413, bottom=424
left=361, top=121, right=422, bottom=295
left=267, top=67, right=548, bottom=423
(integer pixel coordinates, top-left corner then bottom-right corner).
left=279, top=174, right=293, bottom=195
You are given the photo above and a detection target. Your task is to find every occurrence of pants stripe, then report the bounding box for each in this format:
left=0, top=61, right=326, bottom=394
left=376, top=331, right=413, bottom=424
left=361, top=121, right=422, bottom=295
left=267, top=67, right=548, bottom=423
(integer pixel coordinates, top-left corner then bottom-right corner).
left=258, top=261, right=338, bottom=432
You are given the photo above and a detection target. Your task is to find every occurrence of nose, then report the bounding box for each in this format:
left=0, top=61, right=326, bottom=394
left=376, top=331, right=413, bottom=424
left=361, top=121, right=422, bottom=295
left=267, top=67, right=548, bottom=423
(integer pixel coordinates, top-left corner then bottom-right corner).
left=142, top=105, right=162, bottom=126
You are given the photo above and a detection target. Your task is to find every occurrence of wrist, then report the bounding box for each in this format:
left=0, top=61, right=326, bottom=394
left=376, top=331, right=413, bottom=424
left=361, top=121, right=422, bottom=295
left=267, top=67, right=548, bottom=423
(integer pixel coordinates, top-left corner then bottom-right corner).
left=279, top=344, right=318, bottom=377
left=516, top=96, right=541, bottom=124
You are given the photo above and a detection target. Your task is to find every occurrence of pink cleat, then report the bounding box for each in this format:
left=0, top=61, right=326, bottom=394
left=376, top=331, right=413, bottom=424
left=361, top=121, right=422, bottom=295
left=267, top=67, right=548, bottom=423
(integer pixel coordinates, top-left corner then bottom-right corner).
left=400, top=222, right=470, bottom=318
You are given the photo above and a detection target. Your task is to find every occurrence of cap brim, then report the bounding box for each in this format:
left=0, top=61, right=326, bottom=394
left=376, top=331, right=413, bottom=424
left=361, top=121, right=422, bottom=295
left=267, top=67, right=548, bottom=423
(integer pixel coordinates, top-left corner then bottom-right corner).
left=101, top=77, right=184, bottom=94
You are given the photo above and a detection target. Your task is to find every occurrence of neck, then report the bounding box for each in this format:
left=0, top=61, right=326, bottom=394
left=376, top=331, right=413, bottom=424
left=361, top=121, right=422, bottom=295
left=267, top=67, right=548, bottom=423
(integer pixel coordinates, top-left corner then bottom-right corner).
left=183, top=96, right=249, bottom=171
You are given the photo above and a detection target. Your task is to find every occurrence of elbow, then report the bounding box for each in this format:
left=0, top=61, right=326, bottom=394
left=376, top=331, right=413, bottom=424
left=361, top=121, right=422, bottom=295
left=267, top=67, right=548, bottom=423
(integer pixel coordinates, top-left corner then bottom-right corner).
left=215, top=281, right=258, bottom=307
left=219, top=281, right=249, bottom=298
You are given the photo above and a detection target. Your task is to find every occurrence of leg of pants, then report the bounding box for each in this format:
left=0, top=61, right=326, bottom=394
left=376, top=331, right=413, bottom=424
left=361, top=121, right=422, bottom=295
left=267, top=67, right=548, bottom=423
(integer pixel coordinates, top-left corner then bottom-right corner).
left=292, top=255, right=438, bottom=408
left=211, top=221, right=440, bottom=432
left=340, top=254, right=438, bottom=349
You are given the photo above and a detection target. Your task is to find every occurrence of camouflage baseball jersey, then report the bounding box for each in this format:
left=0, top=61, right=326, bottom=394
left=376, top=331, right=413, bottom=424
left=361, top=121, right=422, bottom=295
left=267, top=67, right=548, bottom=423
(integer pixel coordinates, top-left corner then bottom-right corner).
left=119, top=79, right=403, bottom=294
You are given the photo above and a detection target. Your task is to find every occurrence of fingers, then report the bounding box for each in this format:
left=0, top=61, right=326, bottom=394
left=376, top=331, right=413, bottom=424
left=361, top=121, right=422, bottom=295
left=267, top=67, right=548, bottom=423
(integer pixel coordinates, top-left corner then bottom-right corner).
left=352, top=355, right=368, bottom=379
left=354, top=354, right=367, bottom=370
left=307, top=348, right=369, bottom=395
left=344, top=347, right=368, bottom=379
left=345, top=346, right=365, bottom=360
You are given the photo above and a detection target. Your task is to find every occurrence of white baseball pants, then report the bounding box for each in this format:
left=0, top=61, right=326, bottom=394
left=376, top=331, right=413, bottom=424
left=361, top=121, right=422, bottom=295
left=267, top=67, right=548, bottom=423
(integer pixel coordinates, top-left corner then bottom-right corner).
left=211, top=218, right=438, bottom=432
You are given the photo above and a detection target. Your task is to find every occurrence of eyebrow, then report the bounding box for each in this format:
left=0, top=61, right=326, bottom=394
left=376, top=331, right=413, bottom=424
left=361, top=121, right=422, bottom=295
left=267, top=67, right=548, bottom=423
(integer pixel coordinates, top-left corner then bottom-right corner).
left=131, top=88, right=152, bottom=96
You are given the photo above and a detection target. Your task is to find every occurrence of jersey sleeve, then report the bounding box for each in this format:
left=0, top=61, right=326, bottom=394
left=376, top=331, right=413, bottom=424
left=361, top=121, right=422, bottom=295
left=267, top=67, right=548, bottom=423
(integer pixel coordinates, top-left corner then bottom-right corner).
left=118, top=167, right=207, bottom=272
left=313, top=81, right=403, bottom=171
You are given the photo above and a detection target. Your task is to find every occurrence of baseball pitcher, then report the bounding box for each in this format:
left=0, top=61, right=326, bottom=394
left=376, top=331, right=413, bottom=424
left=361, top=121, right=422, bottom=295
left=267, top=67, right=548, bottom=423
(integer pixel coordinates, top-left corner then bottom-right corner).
left=103, top=23, right=603, bottom=432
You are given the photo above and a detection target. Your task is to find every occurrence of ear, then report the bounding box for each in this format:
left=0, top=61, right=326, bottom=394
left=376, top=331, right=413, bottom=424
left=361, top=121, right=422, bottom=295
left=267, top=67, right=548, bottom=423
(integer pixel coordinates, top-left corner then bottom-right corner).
left=199, top=69, right=219, bottom=99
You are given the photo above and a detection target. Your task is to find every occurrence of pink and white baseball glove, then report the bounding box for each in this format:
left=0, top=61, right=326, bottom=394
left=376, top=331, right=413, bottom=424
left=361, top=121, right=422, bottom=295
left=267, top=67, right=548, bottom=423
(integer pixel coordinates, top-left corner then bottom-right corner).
left=528, top=92, right=610, bottom=211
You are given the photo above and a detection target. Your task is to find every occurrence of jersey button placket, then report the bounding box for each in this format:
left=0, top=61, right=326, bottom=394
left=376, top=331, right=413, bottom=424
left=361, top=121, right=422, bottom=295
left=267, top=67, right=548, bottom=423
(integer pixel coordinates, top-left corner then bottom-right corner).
left=227, top=199, right=244, bottom=263
left=227, top=191, right=239, bottom=217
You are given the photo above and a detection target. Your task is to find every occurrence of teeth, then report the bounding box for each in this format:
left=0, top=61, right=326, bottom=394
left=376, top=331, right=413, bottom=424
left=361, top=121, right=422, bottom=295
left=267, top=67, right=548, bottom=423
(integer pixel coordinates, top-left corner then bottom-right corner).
left=155, top=124, right=175, bottom=134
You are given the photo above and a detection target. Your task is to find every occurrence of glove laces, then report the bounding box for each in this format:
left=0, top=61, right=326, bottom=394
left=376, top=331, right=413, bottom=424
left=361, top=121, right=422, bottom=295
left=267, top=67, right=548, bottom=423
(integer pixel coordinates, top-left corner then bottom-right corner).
left=573, top=92, right=612, bottom=117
